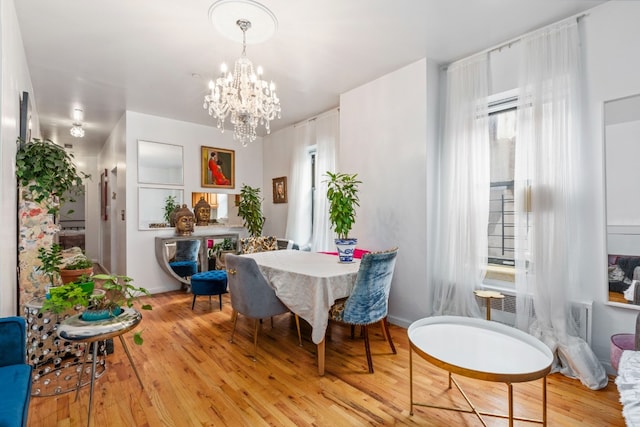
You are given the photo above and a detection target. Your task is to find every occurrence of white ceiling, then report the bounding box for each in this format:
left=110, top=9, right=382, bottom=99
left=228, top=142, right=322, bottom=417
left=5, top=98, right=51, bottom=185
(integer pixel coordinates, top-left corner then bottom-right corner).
left=14, top=0, right=607, bottom=157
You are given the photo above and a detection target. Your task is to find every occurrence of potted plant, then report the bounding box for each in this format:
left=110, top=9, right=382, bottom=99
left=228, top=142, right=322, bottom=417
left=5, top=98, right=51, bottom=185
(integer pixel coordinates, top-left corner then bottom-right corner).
left=324, top=172, right=362, bottom=263
left=237, top=184, right=265, bottom=238
left=60, top=253, right=94, bottom=284
left=16, top=137, right=90, bottom=216
left=40, top=274, right=95, bottom=314
left=164, top=195, right=178, bottom=226
left=36, top=244, right=63, bottom=294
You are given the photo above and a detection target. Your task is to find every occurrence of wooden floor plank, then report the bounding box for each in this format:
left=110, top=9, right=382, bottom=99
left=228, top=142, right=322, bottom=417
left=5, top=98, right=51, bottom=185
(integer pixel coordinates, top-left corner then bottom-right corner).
left=28, top=290, right=624, bottom=426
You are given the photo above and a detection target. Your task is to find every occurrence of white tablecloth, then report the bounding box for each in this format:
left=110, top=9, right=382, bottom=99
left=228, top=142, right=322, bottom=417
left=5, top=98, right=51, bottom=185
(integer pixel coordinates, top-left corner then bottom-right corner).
left=242, top=250, right=360, bottom=344
left=616, top=350, right=640, bottom=427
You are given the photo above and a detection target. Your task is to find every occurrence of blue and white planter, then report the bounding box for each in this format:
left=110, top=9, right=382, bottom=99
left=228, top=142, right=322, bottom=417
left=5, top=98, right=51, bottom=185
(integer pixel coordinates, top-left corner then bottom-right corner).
left=335, top=238, right=357, bottom=263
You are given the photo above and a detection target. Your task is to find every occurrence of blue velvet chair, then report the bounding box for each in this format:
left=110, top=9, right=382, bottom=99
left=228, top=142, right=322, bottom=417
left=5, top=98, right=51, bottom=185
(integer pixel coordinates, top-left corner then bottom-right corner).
left=0, top=316, right=32, bottom=427
left=169, top=239, right=201, bottom=279
left=225, top=254, right=301, bottom=360
left=329, top=247, right=399, bottom=373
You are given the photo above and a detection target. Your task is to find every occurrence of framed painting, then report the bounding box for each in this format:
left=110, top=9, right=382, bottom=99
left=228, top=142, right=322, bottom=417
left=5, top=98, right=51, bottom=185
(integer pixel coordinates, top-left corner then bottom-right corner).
left=201, top=146, right=234, bottom=189
left=272, top=176, right=287, bottom=203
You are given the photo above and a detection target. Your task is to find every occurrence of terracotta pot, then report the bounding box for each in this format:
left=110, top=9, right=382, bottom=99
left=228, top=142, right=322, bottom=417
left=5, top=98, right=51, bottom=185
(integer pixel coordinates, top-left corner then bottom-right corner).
left=60, top=267, right=93, bottom=284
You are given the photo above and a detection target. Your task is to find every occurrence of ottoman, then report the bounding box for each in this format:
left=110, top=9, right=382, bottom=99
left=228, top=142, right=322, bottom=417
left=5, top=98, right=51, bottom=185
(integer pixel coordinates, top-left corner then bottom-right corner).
left=190, top=270, right=228, bottom=310
left=611, top=333, right=635, bottom=371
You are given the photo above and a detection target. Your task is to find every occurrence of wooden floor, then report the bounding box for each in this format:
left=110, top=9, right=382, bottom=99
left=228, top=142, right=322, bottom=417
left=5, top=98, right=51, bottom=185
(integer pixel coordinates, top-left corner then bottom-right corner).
left=28, top=290, right=625, bottom=426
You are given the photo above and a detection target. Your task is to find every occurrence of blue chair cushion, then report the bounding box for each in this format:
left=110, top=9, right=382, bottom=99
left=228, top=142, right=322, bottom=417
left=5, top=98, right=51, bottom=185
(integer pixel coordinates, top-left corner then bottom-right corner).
left=169, top=260, right=198, bottom=278
left=174, top=240, right=200, bottom=262
left=191, top=270, right=228, bottom=296
left=0, top=361, right=32, bottom=427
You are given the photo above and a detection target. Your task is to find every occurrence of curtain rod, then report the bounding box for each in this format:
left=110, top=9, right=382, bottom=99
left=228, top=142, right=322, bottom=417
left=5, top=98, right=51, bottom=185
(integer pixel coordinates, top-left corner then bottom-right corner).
left=442, top=12, right=588, bottom=71
left=293, top=106, right=340, bottom=128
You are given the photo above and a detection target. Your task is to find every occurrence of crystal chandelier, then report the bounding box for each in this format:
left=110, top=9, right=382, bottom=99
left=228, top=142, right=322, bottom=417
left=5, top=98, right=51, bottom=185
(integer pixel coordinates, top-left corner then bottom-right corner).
left=203, top=19, right=281, bottom=146
left=69, top=109, right=85, bottom=138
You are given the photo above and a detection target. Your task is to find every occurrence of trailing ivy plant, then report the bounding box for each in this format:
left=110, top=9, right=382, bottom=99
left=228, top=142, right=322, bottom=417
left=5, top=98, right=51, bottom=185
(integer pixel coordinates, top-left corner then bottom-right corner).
left=16, top=138, right=90, bottom=215
left=237, top=184, right=265, bottom=238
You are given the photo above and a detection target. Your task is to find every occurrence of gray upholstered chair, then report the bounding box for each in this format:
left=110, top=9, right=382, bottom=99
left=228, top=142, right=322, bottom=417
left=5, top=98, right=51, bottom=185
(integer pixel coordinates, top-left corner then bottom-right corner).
left=329, top=247, right=399, bottom=373
left=225, top=254, right=301, bottom=360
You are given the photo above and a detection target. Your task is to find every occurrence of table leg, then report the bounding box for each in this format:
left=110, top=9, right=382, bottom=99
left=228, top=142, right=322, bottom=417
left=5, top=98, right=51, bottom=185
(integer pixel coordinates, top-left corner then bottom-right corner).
left=86, top=342, right=99, bottom=427
left=410, top=346, right=414, bottom=416
left=508, top=383, right=513, bottom=427
left=542, top=376, right=547, bottom=426
left=75, top=343, right=88, bottom=402
left=119, top=335, right=144, bottom=389
left=486, top=298, right=491, bottom=320
left=317, top=339, right=325, bottom=376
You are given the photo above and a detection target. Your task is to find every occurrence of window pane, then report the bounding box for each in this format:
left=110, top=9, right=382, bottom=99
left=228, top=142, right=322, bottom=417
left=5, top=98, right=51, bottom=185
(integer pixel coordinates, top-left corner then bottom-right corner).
left=488, top=108, right=516, bottom=266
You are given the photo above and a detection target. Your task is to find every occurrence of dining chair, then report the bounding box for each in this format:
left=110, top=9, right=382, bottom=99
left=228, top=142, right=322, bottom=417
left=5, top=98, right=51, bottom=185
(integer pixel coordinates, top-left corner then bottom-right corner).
left=225, top=254, right=302, bottom=361
left=239, top=236, right=278, bottom=254
left=0, top=316, right=32, bottom=427
left=328, top=247, right=399, bottom=373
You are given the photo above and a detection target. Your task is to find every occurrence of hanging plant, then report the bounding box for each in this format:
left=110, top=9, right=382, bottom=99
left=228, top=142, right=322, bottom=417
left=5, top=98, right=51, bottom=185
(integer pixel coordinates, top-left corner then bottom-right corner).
left=15, top=138, right=90, bottom=215
left=237, top=184, right=265, bottom=238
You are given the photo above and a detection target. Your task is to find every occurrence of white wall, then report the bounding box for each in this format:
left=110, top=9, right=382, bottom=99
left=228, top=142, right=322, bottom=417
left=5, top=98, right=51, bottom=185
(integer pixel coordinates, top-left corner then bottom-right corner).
left=262, top=125, right=295, bottom=237
left=123, top=112, right=262, bottom=294
left=340, top=58, right=434, bottom=326
left=582, top=1, right=640, bottom=370
left=0, top=0, right=36, bottom=316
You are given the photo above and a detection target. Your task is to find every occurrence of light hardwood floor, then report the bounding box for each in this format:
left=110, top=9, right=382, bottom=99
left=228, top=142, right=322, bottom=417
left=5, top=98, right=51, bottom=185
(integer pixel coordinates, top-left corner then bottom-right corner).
left=28, top=290, right=624, bottom=426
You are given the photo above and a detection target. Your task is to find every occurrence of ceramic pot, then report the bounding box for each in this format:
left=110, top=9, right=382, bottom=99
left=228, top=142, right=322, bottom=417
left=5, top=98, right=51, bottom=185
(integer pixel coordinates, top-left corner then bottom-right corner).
left=81, top=306, right=122, bottom=321
left=60, top=267, right=93, bottom=284
left=335, top=238, right=357, bottom=263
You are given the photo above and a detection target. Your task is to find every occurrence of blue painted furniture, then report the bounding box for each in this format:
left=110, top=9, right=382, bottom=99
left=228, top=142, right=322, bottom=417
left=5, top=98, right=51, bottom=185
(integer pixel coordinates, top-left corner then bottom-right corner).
left=329, top=247, right=399, bottom=373
left=169, top=260, right=198, bottom=278
left=0, top=316, right=32, bottom=427
left=190, top=270, right=228, bottom=310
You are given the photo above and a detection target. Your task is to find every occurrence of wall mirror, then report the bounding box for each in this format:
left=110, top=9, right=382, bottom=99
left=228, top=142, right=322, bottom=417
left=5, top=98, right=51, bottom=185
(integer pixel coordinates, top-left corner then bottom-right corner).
left=605, top=93, right=640, bottom=306
left=139, top=187, right=183, bottom=229
left=138, top=140, right=184, bottom=185
left=190, top=192, right=233, bottom=223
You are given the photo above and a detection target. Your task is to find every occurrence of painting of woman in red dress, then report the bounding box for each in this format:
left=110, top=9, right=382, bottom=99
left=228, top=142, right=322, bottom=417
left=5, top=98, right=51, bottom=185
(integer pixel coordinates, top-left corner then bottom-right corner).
left=201, top=146, right=234, bottom=188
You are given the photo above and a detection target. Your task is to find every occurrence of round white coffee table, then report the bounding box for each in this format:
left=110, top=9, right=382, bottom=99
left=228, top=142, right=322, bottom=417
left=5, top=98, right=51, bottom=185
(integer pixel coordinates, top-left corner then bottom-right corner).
left=408, top=315, right=553, bottom=426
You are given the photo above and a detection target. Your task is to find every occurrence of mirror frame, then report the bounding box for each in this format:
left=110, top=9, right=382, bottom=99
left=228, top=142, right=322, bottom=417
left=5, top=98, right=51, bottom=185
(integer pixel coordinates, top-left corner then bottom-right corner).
left=604, top=93, right=640, bottom=307
left=138, top=140, right=184, bottom=185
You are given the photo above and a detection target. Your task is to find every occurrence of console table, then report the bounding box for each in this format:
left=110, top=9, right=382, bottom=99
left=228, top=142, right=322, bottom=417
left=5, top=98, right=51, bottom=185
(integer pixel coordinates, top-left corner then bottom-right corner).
left=155, top=231, right=242, bottom=286
left=408, top=315, right=553, bottom=426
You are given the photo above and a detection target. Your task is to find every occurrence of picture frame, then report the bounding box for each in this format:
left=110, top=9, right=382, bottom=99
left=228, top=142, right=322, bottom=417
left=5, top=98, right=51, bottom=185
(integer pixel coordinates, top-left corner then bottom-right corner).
left=201, top=146, right=235, bottom=189
left=19, top=91, right=32, bottom=142
left=100, top=169, right=108, bottom=221
left=272, top=176, right=287, bottom=204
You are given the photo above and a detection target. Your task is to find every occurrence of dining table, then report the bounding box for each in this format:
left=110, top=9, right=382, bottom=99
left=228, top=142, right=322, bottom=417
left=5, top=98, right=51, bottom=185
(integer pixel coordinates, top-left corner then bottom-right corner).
left=241, top=249, right=361, bottom=375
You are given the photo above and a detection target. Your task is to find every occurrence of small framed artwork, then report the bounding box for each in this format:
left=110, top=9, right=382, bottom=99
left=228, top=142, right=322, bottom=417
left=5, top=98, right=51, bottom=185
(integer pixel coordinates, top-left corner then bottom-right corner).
left=201, top=146, right=235, bottom=189
left=272, top=176, right=287, bottom=203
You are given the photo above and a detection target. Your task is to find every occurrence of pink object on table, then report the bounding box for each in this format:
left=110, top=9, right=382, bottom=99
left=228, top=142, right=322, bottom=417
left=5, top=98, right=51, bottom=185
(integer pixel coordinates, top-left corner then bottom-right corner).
left=611, top=333, right=635, bottom=371
left=319, top=249, right=370, bottom=259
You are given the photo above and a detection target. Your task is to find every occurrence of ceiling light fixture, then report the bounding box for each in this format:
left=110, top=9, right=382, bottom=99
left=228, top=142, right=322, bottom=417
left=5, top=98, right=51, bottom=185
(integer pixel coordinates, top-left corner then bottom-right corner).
left=203, top=18, right=281, bottom=146
left=70, top=108, right=85, bottom=138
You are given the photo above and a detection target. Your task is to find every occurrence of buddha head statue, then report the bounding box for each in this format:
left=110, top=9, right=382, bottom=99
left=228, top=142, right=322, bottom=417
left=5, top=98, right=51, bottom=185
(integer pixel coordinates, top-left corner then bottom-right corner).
left=174, top=204, right=195, bottom=236
left=194, top=196, right=211, bottom=226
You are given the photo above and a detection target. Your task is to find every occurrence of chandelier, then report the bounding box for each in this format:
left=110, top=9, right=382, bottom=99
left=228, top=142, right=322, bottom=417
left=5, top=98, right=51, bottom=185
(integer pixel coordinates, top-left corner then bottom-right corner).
left=69, top=108, right=85, bottom=138
left=203, top=19, right=281, bottom=146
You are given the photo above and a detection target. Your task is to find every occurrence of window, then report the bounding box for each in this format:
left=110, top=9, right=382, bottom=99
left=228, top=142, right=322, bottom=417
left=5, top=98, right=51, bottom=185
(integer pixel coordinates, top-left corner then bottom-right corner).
left=487, top=94, right=517, bottom=267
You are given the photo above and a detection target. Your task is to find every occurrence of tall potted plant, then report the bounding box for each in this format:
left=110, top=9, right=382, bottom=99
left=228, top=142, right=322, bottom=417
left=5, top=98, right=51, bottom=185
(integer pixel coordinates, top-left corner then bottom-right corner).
left=325, top=172, right=362, bottom=263
left=16, top=137, right=90, bottom=216
left=237, top=184, right=265, bottom=238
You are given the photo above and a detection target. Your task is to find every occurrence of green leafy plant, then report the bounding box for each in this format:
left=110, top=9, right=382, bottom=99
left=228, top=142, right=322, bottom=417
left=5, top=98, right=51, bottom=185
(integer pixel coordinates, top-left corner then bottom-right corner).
left=324, top=172, right=362, bottom=239
left=40, top=276, right=94, bottom=314
left=64, top=256, right=94, bottom=270
left=237, top=184, right=265, bottom=238
left=36, top=244, right=63, bottom=288
left=16, top=138, right=90, bottom=215
left=163, top=195, right=178, bottom=224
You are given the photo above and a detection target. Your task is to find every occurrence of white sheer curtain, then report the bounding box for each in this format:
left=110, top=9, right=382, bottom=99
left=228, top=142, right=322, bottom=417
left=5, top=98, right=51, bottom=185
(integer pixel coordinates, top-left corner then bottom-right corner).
left=310, top=111, right=338, bottom=252
left=513, top=20, right=607, bottom=390
left=285, top=122, right=313, bottom=248
left=430, top=54, right=490, bottom=317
